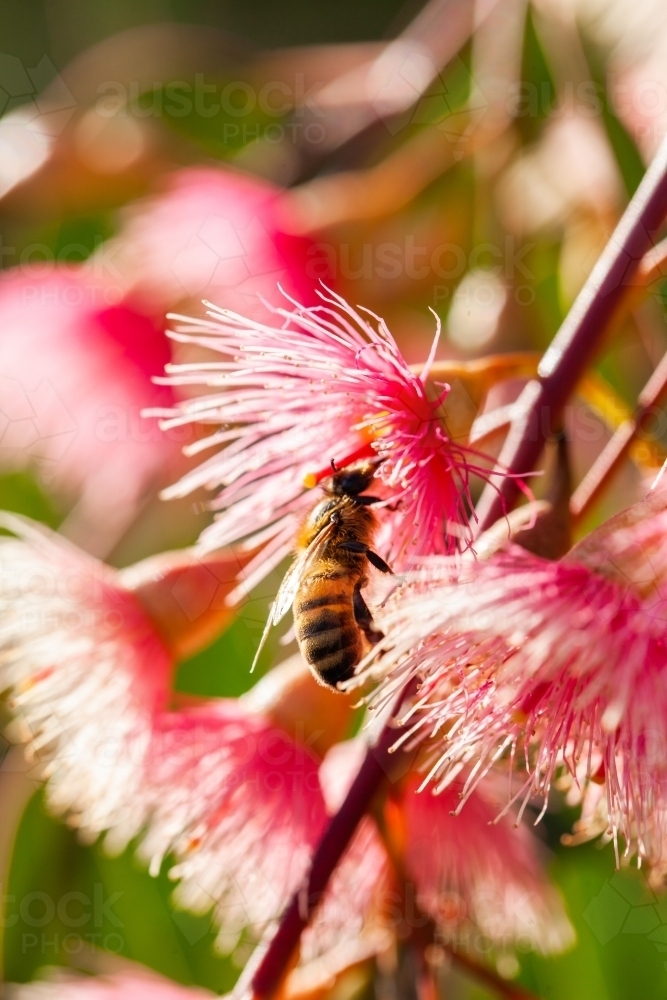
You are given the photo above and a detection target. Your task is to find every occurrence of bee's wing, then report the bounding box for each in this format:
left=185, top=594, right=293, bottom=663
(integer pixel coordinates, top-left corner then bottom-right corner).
left=272, top=522, right=337, bottom=622
left=250, top=523, right=335, bottom=673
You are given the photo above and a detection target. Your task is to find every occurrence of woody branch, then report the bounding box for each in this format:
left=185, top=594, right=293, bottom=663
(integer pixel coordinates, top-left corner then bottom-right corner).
left=475, top=132, right=667, bottom=532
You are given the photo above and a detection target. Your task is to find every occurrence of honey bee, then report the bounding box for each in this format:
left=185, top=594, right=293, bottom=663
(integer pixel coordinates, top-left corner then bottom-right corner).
left=253, top=462, right=392, bottom=690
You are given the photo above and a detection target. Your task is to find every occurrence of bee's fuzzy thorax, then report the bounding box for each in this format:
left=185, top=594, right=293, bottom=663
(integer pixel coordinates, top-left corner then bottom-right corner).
left=297, top=494, right=376, bottom=552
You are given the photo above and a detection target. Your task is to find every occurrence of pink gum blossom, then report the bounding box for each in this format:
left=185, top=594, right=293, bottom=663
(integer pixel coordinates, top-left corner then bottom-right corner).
left=103, top=166, right=321, bottom=319
left=309, top=739, right=572, bottom=962
left=139, top=701, right=329, bottom=953
left=0, top=513, right=171, bottom=847
left=403, top=776, right=573, bottom=954
left=365, top=478, right=667, bottom=874
left=154, top=288, right=496, bottom=595
left=0, top=513, right=255, bottom=851
left=0, top=265, right=181, bottom=550
left=0, top=515, right=370, bottom=954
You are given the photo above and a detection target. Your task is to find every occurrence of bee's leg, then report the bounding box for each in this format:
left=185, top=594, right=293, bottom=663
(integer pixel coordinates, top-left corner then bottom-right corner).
left=339, top=541, right=368, bottom=552
left=366, top=550, right=393, bottom=574
left=352, top=583, right=383, bottom=645
left=340, top=541, right=393, bottom=574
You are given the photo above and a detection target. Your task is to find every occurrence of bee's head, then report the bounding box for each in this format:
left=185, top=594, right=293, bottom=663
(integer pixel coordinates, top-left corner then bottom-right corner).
left=328, top=460, right=379, bottom=498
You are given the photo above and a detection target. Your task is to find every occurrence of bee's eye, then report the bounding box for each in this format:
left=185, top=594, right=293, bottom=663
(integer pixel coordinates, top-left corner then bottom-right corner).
left=334, top=470, right=373, bottom=496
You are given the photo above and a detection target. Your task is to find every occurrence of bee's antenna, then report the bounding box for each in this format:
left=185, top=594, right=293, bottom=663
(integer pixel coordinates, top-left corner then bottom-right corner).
left=303, top=444, right=376, bottom=488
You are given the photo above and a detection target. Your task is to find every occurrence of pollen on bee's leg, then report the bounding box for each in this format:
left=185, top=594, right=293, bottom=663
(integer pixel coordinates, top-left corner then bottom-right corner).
left=302, top=441, right=377, bottom=487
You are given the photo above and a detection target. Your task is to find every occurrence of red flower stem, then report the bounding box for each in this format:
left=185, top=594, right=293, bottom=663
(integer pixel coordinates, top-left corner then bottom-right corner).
left=475, top=133, right=667, bottom=532
left=570, top=346, right=667, bottom=521
left=247, top=683, right=416, bottom=1000
left=414, top=945, right=439, bottom=1000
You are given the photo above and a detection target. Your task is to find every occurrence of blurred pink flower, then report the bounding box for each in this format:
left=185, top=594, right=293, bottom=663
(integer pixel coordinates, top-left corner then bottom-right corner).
left=368, top=487, right=667, bottom=873
left=0, top=514, right=334, bottom=947
left=0, top=265, right=183, bottom=552
left=158, top=288, right=494, bottom=591
left=0, top=510, right=363, bottom=954
left=403, top=776, right=573, bottom=953
left=8, top=969, right=214, bottom=999
left=304, top=738, right=571, bottom=962
left=0, top=513, right=172, bottom=848
left=139, top=700, right=328, bottom=953
left=106, top=166, right=321, bottom=319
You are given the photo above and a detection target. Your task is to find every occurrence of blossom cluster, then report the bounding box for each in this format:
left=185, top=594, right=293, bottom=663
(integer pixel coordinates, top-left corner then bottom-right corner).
left=0, top=514, right=572, bottom=975
left=153, top=286, right=498, bottom=595
left=359, top=483, right=667, bottom=878
left=5, top=160, right=666, bottom=996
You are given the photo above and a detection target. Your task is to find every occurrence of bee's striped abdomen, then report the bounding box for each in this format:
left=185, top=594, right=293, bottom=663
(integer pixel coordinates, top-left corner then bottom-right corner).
left=294, top=572, right=363, bottom=688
